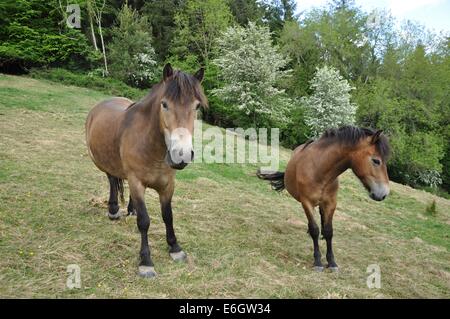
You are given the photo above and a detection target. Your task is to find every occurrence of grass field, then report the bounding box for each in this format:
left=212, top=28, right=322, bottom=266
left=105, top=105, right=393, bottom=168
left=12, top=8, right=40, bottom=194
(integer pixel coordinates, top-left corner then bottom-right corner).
left=0, top=74, right=449, bottom=298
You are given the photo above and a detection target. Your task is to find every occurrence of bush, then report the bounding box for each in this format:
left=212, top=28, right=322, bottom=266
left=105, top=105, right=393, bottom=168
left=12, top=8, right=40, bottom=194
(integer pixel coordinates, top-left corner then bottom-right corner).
left=281, top=102, right=311, bottom=148
left=425, top=200, right=437, bottom=217
left=388, top=130, right=444, bottom=188
left=29, top=68, right=145, bottom=100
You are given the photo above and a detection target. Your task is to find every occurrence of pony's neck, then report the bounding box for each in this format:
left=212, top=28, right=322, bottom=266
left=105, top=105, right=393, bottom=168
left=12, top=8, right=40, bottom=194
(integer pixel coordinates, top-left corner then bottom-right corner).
left=315, top=141, right=352, bottom=184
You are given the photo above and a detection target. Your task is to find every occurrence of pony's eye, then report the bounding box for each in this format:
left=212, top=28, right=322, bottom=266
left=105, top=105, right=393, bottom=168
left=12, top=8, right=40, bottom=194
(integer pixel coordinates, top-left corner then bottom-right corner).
left=372, top=158, right=381, bottom=166
left=161, top=102, right=168, bottom=110
left=195, top=103, right=201, bottom=111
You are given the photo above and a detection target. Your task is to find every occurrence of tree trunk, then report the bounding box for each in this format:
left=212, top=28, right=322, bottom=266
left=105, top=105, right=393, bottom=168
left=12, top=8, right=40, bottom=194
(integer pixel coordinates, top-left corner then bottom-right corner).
left=89, top=14, right=98, bottom=51
left=98, top=22, right=108, bottom=75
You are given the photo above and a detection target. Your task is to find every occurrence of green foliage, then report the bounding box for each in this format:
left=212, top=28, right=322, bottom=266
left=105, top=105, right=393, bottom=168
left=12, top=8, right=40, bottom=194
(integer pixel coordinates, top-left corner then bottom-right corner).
left=0, top=0, right=96, bottom=71
left=281, top=103, right=311, bottom=148
left=355, top=42, right=448, bottom=190
left=388, top=131, right=444, bottom=187
left=141, top=0, right=182, bottom=60
left=228, top=0, right=264, bottom=26
left=108, top=5, right=158, bottom=88
left=171, top=0, right=232, bottom=63
left=261, top=0, right=297, bottom=38
left=29, top=68, right=144, bottom=100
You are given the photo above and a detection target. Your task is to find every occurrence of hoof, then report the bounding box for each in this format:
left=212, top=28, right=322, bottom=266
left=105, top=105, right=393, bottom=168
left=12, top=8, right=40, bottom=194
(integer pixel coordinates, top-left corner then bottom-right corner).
left=170, top=250, right=187, bottom=262
left=328, top=266, right=339, bottom=273
left=108, top=211, right=121, bottom=220
left=313, top=266, right=324, bottom=272
left=138, top=266, right=157, bottom=278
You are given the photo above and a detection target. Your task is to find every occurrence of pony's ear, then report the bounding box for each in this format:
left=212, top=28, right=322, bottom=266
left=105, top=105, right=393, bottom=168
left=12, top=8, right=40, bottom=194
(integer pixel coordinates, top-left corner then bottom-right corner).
left=194, top=67, right=205, bottom=83
left=163, top=63, right=173, bottom=81
left=371, top=130, right=383, bottom=144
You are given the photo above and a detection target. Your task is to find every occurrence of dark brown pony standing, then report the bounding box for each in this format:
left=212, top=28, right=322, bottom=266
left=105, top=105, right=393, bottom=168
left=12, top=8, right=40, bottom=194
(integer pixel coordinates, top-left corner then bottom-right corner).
left=258, top=126, right=390, bottom=271
left=85, top=64, right=207, bottom=278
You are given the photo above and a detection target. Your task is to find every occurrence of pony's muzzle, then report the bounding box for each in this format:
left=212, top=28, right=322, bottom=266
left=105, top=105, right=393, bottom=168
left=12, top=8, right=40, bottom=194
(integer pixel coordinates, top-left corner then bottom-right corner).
left=165, top=149, right=194, bottom=170
left=164, top=128, right=194, bottom=170
left=369, top=182, right=390, bottom=201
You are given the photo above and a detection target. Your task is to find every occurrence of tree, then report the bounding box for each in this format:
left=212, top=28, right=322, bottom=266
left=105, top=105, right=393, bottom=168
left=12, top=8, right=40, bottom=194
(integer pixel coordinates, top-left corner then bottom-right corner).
left=279, top=20, right=320, bottom=97
left=260, top=0, right=297, bottom=38
left=228, top=0, right=264, bottom=26
left=86, top=0, right=99, bottom=51
left=363, top=9, right=396, bottom=82
left=0, top=0, right=95, bottom=72
left=171, top=0, right=232, bottom=63
left=355, top=42, right=448, bottom=189
left=141, top=0, right=183, bottom=60
left=212, top=22, right=292, bottom=127
left=303, top=66, right=356, bottom=137
left=279, top=3, right=370, bottom=96
left=108, top=5, right=157, bottom=87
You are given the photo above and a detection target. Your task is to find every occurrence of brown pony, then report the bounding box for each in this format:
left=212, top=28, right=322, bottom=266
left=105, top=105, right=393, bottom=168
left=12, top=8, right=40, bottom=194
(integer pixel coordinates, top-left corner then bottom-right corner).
left=258, top=126, right=390, bottom=271
left=85, top=64, right=207, bottom=278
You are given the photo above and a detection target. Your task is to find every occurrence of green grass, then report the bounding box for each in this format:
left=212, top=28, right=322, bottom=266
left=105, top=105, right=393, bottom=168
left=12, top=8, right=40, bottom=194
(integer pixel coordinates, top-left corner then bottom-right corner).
left=0, top=74, right=449, bottom=298
left=29, top=68, right=146, bottom=101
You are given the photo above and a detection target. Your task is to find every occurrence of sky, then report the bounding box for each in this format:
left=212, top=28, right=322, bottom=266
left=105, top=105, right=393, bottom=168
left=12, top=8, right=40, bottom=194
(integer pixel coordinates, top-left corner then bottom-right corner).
left=295, top=0, right=450, bottom=32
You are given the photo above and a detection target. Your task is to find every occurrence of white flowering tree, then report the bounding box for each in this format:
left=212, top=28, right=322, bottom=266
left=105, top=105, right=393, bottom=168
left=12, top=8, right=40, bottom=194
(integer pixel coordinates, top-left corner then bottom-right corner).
left=212, top=22, right=292, bottom=127
left=130, top=45, right=158, bottom=87
left=303, top=66, right=357, bottom=137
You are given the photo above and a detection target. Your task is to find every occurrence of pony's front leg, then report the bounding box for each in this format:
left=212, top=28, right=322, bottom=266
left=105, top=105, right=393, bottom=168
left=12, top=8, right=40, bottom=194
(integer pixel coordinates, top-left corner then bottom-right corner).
left=320, top=202, right=338, bottom=272
left=159, top=184, right=187, bottom=262
left=129, top=177, right=156, bottom=278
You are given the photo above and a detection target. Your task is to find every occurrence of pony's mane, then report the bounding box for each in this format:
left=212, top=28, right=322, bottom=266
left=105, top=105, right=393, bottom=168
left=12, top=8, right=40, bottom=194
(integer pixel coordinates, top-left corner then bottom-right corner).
left=319, top=126, right=391, bottom=160
left=164, top=70, right=208, bottom=107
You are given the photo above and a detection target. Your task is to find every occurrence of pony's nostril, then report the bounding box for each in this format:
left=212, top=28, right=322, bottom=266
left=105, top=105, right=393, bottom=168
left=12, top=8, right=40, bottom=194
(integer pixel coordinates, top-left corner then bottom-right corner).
left=382, top=195, right=386, bottom=200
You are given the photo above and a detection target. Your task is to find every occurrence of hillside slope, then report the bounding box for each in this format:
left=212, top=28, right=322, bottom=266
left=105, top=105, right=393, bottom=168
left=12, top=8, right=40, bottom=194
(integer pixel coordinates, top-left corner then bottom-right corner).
left=0, top=74, right=449, bottom=298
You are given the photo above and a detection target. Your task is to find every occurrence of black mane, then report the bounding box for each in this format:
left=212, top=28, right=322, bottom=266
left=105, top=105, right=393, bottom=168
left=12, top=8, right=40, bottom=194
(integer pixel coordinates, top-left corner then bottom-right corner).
left=319, top=126, right=391, bottom=160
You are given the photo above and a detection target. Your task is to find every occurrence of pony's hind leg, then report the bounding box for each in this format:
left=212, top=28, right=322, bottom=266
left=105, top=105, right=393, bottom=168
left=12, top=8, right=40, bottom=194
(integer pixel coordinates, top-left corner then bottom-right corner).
left=107, top=174, right=122, bottom=220
left=127, top=195, right=136, bottom=216
left=159, top=184, right=187, bottom=262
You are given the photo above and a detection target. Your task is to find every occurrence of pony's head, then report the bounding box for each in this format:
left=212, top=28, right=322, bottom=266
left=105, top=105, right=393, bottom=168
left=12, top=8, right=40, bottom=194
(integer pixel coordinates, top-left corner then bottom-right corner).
left=320, top=126, right=391, bottom=201
left=348, top=129, right=391, bottom=201
left=158, top=63, right=207, bottom=170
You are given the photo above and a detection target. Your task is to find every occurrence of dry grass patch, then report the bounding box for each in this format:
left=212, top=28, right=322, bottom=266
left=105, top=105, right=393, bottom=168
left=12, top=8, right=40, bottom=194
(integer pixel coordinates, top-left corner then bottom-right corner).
left=0, top=74, right=449, bottom=298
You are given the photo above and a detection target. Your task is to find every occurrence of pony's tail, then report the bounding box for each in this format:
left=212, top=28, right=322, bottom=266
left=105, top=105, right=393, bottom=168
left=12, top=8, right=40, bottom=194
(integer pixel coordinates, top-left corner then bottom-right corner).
left=110, top=176, right=125, bottom=205
left=256, top=169, right=285, bottom=192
